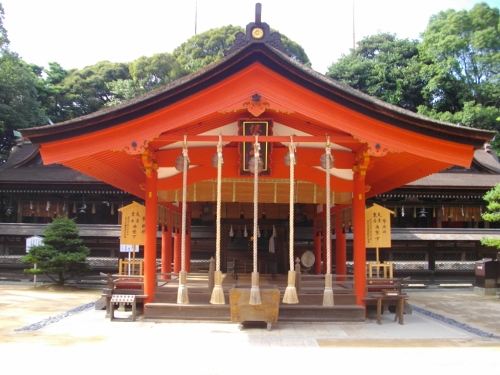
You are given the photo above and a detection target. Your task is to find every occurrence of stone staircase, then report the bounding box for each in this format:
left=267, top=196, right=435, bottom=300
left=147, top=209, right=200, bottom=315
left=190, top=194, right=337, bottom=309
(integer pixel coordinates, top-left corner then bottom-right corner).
left=144, top=274, right=365, bottom=322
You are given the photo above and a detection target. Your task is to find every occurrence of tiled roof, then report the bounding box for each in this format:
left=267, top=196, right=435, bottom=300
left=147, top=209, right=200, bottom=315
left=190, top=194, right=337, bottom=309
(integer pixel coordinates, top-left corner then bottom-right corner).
left=407, top=148, right=500, bottom=188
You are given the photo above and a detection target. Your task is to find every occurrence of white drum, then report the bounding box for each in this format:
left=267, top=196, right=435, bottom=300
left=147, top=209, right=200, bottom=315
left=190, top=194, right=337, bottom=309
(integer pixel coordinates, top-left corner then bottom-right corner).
left=300, top=250, right=315, bottom=268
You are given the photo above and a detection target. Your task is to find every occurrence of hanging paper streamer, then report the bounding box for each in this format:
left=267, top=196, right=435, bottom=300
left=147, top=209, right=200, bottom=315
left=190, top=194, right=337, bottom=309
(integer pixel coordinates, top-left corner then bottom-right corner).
left=268, top=225, right=276, bottom=254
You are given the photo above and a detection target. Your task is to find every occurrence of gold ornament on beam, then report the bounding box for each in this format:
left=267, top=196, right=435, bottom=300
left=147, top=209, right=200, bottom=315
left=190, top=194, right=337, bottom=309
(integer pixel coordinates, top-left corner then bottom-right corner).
left=218, top=94, right=295, bottom=117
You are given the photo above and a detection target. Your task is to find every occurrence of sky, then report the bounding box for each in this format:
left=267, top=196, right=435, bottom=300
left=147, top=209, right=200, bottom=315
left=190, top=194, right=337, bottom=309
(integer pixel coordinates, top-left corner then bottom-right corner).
left=2, top=0, right=500, bottom=74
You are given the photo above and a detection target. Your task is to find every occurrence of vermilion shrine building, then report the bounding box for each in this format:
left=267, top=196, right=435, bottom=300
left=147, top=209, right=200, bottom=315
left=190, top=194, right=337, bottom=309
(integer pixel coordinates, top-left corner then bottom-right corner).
left=17, top=10, right=497, bottom=310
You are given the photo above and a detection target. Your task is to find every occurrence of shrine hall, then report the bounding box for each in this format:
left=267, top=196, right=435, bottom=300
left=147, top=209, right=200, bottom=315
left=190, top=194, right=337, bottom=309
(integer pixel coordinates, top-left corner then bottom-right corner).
left=20, top=5, right=495, bottom=321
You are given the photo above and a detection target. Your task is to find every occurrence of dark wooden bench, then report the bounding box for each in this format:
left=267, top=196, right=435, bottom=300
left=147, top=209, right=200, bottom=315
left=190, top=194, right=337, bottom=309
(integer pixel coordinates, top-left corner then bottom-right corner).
left=364, top=277, right=410, bottom=323
left=363, top=293, right=408, bottom=325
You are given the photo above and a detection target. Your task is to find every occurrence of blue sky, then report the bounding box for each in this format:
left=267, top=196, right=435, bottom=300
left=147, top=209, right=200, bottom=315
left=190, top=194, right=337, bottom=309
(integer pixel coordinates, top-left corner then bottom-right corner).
left=2, top=0, right=499, bottom=74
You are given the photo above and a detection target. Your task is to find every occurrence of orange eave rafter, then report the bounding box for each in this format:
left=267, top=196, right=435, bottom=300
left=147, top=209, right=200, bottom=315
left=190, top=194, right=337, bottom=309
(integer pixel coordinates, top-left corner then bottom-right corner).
left=37, top=63, right=476, bottom=171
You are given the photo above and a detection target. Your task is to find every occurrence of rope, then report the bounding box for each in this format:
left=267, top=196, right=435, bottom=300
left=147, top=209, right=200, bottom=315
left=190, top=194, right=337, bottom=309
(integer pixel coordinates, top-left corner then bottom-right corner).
left=177, top=137, right=189, bottom=304
left=283, top=137, right=299, bottom=304
left=252, top=139, right=260, bottom=273
left=211, top=137, right=225, bottom=304
left=323, top=138, right=334, bottom=306
left=181, top=146, right=188, bottom=272
left=325, top=146, right=331, bottom=275
left=288, top=141, right=295, bottom=272
left=216, top=139, right=223, bottom=272
left=249, top=136, right=261, bottom=305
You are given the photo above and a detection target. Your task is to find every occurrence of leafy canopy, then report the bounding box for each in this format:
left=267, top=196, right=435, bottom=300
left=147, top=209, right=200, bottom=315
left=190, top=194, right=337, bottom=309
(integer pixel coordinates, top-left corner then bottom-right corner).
left=0, top=4, right=45, bottom=161
left=417, top=2, right=500, bottom=139
left=326, top=33, right=426, bottom=111
left=481, top=183, right=500, bottom=249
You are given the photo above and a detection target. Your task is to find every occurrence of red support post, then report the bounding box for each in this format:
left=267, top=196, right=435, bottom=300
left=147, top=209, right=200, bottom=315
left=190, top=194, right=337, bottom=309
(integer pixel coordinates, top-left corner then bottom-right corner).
left=144, top=172, right=158, bottom=304
left=353, top=166, right=367, bottom=306
left=335, top=208, right=347, bottom=280
left=173, top=231, right=181, bottom=273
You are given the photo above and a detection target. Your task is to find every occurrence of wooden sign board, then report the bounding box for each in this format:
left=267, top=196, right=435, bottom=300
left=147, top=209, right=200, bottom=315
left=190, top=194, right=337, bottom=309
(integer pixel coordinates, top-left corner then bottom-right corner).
left=26, top=235, right=43, bottom=253
left=118, top=201, right=146, bottom=245
left=365, top=204, right=393, bottom=248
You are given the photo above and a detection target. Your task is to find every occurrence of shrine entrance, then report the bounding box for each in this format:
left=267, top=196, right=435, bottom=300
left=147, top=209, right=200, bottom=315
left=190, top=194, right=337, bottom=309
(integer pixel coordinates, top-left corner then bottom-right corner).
left=21, top=6, right=494, bottom=320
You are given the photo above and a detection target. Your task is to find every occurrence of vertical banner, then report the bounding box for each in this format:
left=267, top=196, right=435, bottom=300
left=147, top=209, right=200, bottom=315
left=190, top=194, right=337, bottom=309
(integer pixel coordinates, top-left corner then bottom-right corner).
left=365, top=203, right=393, bottom=248
left=118, top=201, right=146, bottom=245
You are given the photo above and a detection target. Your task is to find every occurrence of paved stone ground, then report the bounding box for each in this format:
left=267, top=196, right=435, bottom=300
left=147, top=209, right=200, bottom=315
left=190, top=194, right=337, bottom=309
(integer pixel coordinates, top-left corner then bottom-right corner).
left=1, top=283, right=499, bottom=373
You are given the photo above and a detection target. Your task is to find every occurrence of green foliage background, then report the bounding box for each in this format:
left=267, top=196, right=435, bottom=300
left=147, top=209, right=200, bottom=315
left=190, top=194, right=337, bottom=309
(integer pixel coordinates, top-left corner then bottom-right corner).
left=0, top=2, right=498, bottom=160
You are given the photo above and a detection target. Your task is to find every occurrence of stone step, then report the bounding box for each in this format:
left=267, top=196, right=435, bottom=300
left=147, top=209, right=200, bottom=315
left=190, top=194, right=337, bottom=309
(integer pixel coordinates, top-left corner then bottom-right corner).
left=144, top=302, right=365, bottom=322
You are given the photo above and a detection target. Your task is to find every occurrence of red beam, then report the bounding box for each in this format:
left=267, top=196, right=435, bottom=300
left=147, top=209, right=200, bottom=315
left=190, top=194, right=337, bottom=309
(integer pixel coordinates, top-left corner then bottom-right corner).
left=156, top=135, right=354, bottom=143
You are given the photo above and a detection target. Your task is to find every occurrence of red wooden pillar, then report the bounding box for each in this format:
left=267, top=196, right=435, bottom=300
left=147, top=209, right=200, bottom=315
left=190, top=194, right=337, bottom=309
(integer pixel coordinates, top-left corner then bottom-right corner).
left=335, top=207, right=347, bottom=279
left=144, top=170, right=158, bottom=304
left=161, top=226, right=172, bottom=280
left=173, top=230, right=181, bottom=273
left=353, top=154, right=368, bottom=306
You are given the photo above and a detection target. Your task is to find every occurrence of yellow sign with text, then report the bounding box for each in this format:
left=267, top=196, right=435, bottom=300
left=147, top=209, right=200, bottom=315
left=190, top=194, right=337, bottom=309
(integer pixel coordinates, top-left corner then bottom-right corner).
left=365, top=204, right=393, bottom=248
left=118, top=201, right=146, bottom=245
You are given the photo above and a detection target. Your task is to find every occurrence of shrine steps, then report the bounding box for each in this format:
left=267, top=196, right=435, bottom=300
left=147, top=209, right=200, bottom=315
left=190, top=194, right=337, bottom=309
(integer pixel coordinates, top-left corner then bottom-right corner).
left=144, top=291, right=365, bottom=323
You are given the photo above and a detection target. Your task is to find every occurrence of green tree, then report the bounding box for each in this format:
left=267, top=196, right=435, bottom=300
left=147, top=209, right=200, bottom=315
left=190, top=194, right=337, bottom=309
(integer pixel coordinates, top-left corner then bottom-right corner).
left=23, top=217, right=92, bottom=286
left=0, top=3, right=9, bottom=51
left=174, top=25, right=245, bottom=71
left=0, top=52, right=46, bottom=161
left=105, top=79, right=143, bottom=107
left=37, top=62, right=71, bottom=123
left=481, top=183, right=500, bottom=249
left=173, top=25, right=310, bottom=72
left=418, top=3, right=500, bottom=129
left=326, top=33, right=427, bottom=111
left=57, top=61, right=130, bottom=118
left=0, top=4, right=45, bottom=161
left=278, top=31, right=310, bottom=66
left=129, top=52, right=188, bottom=92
